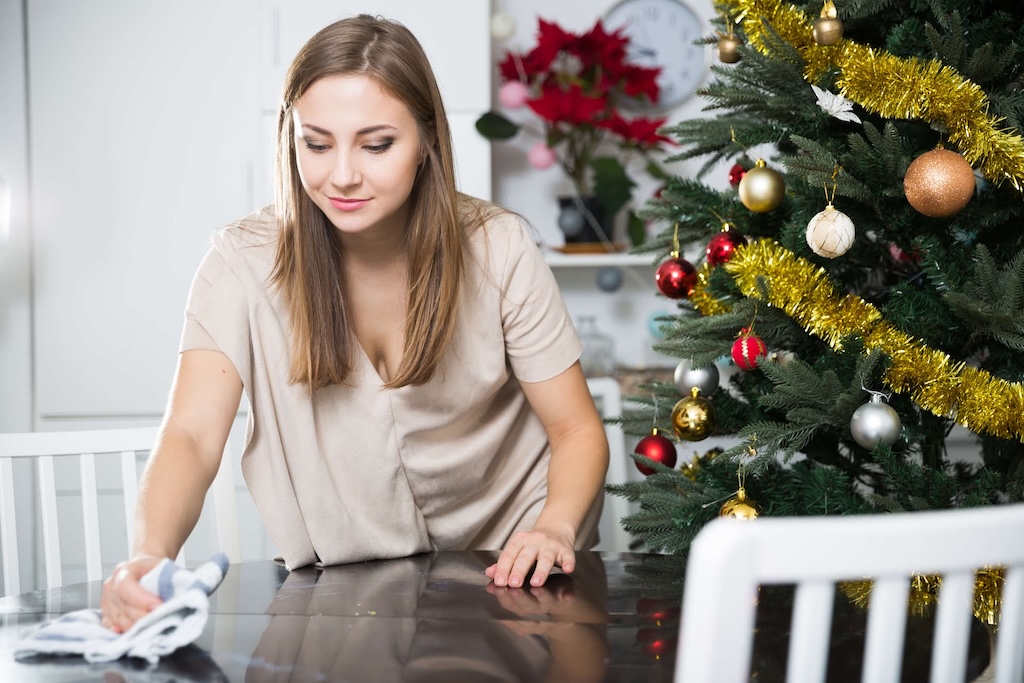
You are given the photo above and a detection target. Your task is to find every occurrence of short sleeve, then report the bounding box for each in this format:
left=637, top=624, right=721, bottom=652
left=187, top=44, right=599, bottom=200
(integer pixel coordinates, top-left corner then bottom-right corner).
left=178, top=238, right=253, bottom=382
left=498, top=217, right=582, bottom=383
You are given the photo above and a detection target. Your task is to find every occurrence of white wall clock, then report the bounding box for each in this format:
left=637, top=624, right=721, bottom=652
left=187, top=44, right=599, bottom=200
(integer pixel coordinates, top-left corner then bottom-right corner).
left=604, top=0, right=708, bottom=112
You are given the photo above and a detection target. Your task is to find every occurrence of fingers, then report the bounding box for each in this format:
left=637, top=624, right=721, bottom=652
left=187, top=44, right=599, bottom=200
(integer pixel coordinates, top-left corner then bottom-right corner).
left=489, top=530, right=576, bottom=588
left=100, top=557, right=164, bottom=634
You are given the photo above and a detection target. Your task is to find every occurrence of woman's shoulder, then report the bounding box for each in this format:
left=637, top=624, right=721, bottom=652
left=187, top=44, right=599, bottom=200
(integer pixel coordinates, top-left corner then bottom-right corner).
left=211, top=205, right=279, bottom=255
left=458, top=194, right=541, bottom=258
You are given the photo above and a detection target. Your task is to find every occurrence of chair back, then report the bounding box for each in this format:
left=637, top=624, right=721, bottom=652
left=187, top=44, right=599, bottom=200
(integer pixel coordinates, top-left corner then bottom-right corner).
left=0, top=426, right=241, bottom=596
left=676, top=505, right=1024, bottom=683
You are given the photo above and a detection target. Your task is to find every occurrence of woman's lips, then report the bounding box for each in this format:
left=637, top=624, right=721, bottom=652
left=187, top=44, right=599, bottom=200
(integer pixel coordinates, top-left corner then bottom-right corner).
left=329, top=197, right=370, bottom=211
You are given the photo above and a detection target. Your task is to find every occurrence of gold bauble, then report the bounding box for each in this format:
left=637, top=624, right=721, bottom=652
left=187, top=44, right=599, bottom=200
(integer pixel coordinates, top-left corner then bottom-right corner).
left=671, top=387, right=716, bottom=442
left=812, top=17, right=844, bottom=46
left=903, top=147, right=976, bottom=217
left=717, top=33, right=741, bottom=64
left=738, top=159, right=785, bottom=212
left=719, top=487, right=760, bottom=520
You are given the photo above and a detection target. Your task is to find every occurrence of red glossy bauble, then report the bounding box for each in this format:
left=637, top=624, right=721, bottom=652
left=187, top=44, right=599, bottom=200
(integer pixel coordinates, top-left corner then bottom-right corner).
left=636, top=628, right=672, bottom=657
left=731, top=328, right=767, bottom=370
left=655, top=257, right=697, bottom=299
left=633, top=430, right=677, bottom=476
left=637, top=597, right=681, bottom=622
left=728, top=162, right=747, bottom=187
left=706, top=229, right=746, bottom=266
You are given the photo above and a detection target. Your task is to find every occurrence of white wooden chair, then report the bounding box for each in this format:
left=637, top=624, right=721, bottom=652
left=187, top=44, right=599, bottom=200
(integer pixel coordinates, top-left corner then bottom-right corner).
left=0, top=426, right=241, bottom=596
left=676, top=505, right=1024, bottom=683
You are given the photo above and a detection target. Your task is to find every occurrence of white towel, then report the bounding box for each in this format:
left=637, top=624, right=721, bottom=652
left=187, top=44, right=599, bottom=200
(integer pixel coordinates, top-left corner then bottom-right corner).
left=15, top=553, right=229, bottom=664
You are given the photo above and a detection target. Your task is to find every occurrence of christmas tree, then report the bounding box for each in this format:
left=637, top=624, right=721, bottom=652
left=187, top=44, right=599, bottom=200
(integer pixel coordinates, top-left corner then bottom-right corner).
left=610, top=0, right=1024, bottom=555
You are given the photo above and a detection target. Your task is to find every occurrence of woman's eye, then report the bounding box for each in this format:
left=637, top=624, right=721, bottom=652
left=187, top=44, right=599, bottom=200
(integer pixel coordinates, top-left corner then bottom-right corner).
left=365, top=140, right=394, bottom=154
left=303, top=139, right=329, bottom=153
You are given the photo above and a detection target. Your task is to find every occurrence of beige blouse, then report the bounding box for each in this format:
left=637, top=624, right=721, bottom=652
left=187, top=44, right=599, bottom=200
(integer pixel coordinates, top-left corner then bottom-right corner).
left=180, top=198, right=599, bottom=569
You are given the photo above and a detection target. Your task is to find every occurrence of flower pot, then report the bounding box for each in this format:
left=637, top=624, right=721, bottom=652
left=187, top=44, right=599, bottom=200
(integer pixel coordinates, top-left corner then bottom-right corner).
left=557, top=196, right=613, bottom=245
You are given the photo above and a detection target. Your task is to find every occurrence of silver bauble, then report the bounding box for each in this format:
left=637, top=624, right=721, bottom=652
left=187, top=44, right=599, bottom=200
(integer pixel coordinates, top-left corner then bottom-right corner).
left=557, top=206, right=585, bottom=237
left=596, top=266, right=624, bottom=292
left=850, top=395, right=902, bottom=449
left=673, top=359, right=720, bottom=397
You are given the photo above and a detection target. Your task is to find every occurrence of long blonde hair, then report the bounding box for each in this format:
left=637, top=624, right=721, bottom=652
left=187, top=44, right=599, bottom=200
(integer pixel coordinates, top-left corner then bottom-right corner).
left=272, top=15, right=464, bottom=390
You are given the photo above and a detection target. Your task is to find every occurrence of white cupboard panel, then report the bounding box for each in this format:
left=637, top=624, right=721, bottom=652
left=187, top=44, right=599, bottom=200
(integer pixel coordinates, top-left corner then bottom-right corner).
left=261, top=0, right=490, bottom=113
left=30, top=0, right=262, bottom=417
left=449, top=113, right=492, bottom=202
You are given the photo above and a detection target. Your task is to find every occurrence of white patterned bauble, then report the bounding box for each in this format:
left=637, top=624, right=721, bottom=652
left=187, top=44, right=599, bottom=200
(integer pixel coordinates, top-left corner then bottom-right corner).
left=806, top=203, right=855, bottom=258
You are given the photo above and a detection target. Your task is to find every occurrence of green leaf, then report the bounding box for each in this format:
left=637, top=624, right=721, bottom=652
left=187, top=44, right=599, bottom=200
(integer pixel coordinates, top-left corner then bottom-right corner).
left=627, top=211, right=646, bottom=247
left=474, top=111, right=520, bottom=141
left=590, top=156, right=635, bottom=219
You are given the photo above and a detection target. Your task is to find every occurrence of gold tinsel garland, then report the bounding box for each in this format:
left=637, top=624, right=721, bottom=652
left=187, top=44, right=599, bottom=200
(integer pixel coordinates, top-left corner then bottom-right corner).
left=718, top=0, right=1024, bottom=189
left=690, top=239, right=1024, bottom=441
left=840, top=567, right=1004, bottom=626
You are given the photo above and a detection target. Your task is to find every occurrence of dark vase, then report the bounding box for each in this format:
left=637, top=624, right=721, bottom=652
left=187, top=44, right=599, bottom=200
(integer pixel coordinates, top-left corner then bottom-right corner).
left=557, top=196, right=614, bottom=245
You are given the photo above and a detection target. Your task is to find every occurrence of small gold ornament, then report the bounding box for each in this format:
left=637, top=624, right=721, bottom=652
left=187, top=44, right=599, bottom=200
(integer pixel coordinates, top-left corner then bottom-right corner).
left=904, top=147, right=976, bottom=217
left=717, top=31, right=741, bottom=63
left=738, top=159, right=785, bottom=212
left=719, top=487, right=760, bottom=519
left=671, top=387, right=716, bottom=442
left=812, top=1, right=844, bottom=46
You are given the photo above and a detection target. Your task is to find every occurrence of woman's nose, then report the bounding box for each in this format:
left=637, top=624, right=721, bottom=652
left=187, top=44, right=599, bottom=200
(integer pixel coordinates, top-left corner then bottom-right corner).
left=330, top=150, right=361, bottom=187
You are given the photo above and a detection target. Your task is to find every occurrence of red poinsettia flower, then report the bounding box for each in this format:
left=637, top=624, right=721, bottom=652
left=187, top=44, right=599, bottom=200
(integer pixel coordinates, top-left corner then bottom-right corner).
left=576, top=20, right=629, bottom=69
left=478, top=17, right=675, bottom=224
left=528, top=83, right=608, bottom=126
left=599, top=113, right=675, bottom=147
left=620, top=65, right=662, bottom=103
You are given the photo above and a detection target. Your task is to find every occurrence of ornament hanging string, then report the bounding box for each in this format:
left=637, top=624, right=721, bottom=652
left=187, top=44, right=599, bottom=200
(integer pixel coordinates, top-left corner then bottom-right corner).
left=691, top=239, right=1024, bottom=441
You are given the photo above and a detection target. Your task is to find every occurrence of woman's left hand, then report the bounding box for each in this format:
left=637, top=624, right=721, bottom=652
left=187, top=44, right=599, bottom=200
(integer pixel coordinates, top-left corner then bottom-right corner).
left=485, top=526, right=576, bottom=588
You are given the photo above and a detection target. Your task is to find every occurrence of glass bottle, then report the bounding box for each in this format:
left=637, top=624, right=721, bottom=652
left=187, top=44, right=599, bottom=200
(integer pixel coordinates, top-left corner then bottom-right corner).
left=577, top=316, right=616, bottom=378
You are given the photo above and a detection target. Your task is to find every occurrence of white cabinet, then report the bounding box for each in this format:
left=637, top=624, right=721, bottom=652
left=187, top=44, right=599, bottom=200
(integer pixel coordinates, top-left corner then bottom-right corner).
left=28, top=0, right=262, bottom=421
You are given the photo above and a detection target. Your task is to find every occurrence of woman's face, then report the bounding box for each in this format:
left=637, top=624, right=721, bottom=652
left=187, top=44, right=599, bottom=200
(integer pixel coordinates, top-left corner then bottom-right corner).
left=292, top=75, right=424, bottom=241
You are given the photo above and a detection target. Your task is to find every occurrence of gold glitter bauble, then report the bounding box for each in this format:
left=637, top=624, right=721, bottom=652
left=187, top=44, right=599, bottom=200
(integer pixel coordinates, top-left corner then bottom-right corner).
left=904, top=148, right=976, bottom=217
left=813, top=17, right=843, bottom=45
left=718, top=33, right=741, bottom=63
left=671, top=388, right=716, bottom=442
left=719, top=487, right=760, bottom=519
left=738, top=159, right=785, bottom=212
left=806, top=203, right=855, bottom=258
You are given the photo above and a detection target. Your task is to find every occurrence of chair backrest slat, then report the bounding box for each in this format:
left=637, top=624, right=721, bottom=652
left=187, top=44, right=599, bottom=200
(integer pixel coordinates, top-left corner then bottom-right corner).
left=995, top=566, right=1024, bottom=683
left=786, top=580, right=834, bottom=683
left=0, top=427, right=240, bottom=596
left=37, top=455, right=61, bottom=589
left=79, top=452, right=102, bottom=582
left=861, top=576, right=909, bottom=683
left=120, top=449, right=138, bottom=553
left=929, top=571, right=975, bottom=683
left=0, top=456, right=20, bottom=595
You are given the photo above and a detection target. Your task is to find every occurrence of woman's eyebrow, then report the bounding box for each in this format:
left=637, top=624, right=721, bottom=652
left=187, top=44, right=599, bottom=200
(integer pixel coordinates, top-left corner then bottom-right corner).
left=300, top=123, right=398, bottom=136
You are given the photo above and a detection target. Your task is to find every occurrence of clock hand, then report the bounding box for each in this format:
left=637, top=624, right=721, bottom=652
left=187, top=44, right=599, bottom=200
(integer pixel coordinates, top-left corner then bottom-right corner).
left=630, top=45, right=657, bottom=59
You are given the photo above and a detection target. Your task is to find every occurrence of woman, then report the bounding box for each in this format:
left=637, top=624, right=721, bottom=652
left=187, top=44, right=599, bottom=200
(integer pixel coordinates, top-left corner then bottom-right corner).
left=101, top=14, right=609, bottom=633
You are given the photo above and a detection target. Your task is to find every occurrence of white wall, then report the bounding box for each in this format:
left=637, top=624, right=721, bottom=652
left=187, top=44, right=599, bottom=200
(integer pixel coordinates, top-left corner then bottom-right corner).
left=0, top=0, right=33, bottom=433
left=487, top=0, right=725, bottom=370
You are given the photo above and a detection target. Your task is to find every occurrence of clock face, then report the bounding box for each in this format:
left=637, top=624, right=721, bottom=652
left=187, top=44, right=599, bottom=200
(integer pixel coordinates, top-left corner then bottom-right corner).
left=604, top=0, right=708, bottom=111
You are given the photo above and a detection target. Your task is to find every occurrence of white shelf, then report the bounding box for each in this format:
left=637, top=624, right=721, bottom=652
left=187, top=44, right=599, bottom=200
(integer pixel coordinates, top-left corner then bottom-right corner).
left=543, top=251, right=658, bottom=268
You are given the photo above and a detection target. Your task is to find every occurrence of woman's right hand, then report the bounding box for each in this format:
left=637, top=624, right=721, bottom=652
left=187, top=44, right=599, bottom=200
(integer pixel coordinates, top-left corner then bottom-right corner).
left=100, top=555, right=165, bottom=633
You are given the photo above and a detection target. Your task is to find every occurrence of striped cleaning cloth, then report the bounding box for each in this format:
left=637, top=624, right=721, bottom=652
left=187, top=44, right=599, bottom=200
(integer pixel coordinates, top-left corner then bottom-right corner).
left=14, top=553, right=229, bottom=664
